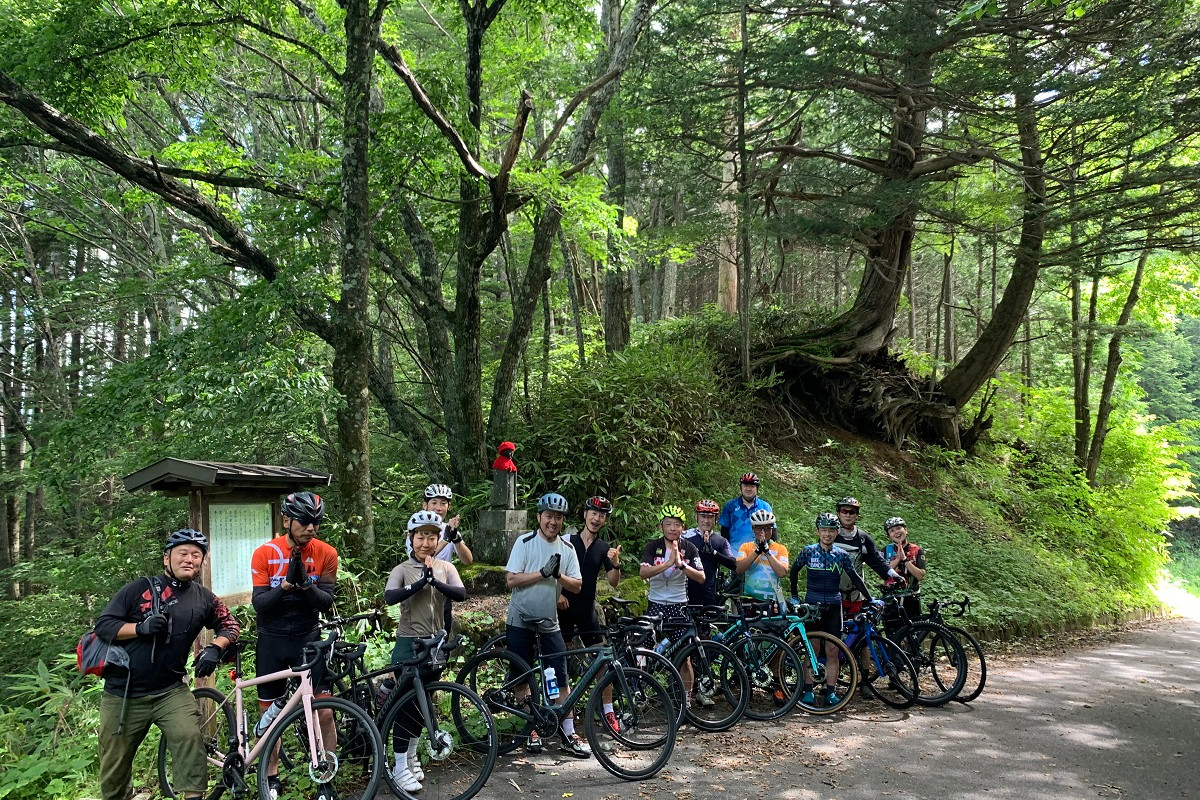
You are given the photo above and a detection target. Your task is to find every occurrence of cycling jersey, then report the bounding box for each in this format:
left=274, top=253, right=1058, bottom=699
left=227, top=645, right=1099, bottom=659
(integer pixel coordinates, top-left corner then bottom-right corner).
left=641, top=538, right=703, bottom=604
left=883, top=542, right=925, bottom=591
left=250, top=534, right=338, bottom=637
left=833, top=527, right=889, bottom=602
left=505, top=530, right=581, bottom=632
left=789, top=544, right=872, bottom=605
left=719, top=496, right=773, bottom=551
left=736, top=540, right=789, bottom=601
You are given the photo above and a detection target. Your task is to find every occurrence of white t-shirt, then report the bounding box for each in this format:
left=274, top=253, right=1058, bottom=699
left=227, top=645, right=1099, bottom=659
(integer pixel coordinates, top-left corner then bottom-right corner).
left=505, top=531, right=582, bottom=631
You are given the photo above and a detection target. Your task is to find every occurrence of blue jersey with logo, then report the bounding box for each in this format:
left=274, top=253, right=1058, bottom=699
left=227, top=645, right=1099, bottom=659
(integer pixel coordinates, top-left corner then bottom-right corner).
left=718, top=496, right=773, bottom=551
left=789, top=544, right=867, bottom=605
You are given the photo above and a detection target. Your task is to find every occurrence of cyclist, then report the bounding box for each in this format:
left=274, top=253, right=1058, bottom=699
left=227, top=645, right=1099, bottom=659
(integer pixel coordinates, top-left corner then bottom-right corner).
left=789, top=512, right=879, bottom=706
left=719, top=472, right=773, bottom=551
left=640, top=504, right=706, bottom=707
left=250, top=491, right=339, bottom=800
left=504, top=492, right=589, bottom=758
left=882, top=516, right=926, bottom=621
left=559, top=495, right=622, bottom=733
left=414, top=483, right=474, bottom=631
left=682, top=499, right=737, bottom=607
left=832, top=496, right=897, bottom=616
left=384, top=510, right=467, bottom=792
left=734, top=509, right=789, bottom=604
left=94, top=529, right=240, bottom=800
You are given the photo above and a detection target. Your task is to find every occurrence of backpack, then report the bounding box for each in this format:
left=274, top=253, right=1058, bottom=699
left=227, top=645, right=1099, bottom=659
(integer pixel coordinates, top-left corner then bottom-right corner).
left=77, top=577, right=159, bottom=677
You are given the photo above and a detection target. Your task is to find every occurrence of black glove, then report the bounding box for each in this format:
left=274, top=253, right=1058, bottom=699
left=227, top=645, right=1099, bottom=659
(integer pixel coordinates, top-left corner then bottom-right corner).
left=422, top=564, right=435, bottom=583
left=287, top=548, right=307, bottom=586
left=194, top=644, right=222, bottom=678
left=699, top=540, right=714, bottom=555
left=755, top=540, right=769, bottom=555
left=136, top=613, right=168, bottom=637
left=540, top=553, right=561, bottom=578
left=446, top=527, right=463, bottom=544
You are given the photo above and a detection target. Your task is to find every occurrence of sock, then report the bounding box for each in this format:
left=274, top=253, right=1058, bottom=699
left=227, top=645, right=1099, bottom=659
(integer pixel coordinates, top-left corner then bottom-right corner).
left=561, top=717, right=575, bottom=737
left=394, top=751, right=405, bottom=768
left=603, top=703, right=614, bottom=714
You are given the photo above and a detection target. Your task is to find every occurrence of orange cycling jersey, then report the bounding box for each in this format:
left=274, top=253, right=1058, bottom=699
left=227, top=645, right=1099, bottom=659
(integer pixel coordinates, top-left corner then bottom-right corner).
left=251, top=535, right=339, bottom=635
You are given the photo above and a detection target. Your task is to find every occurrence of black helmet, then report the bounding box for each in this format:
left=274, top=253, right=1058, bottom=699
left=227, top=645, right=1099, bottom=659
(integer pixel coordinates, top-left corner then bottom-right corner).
left=281, top=491, right=325, bottom=524
left=584, top=496, right=614, bottom=514
left=164, top=528, right=209, bottom=554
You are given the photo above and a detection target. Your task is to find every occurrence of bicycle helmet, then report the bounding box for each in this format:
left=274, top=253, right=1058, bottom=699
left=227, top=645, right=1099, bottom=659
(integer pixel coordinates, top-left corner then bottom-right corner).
left=407, top=510, right=444, bottom=532
left=815, top=512, right=839, bottom=530
left=749, top=509, right=776, bottom=527
left=537, top=492, right=569, bottom=513
left=424, top=483, right=453, bottom=500
left=740, top=472, right=760, bottom=486
left=659, top=504, right=686, bottom=523
left=836, top=496, right=861, bottom=511
left=584, top=496, right=614, bottom=514
left=884, top=516, right=907, bottom=531
left=281, top=491, right=325, bottom=524
left=695, top=498, right=721, bottom=515
left=164, top=528, right=209, bottom=554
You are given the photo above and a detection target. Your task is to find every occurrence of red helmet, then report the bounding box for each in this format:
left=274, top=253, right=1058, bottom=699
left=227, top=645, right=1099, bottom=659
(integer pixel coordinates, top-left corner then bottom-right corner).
left=695, top=499, right=720, bottom=515
left=740, top=472, right=760, bottom=486
left=584, top=496, right=613, bottom=514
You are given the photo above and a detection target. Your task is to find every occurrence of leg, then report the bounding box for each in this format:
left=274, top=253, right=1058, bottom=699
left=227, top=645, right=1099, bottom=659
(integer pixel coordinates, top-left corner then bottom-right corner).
left=98, top=692, right=155, bottom=800
left=154, top=685, right=209, bottom=799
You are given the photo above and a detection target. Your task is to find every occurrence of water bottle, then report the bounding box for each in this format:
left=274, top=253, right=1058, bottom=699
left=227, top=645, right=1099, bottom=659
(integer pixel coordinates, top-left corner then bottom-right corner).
left=255, top=697, right=286, bottom=737
left=711, top=630, right=725, bottom=644
left=375, top=677, right=396, bottom=708
left=543, top=666, right=560, bottom=699
left=653, top=637, right=671, bottom=655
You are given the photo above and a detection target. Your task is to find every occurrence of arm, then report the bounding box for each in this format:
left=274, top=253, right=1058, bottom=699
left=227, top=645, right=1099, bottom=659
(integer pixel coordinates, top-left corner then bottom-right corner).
left=252, top=584, right=290, bottom=614
left=384, top=574, right=429, bottom=605
left=208, top=597, right=241, bottom=646
left=789, top=557, right=804, bottom=598
left=764, top=548, right=789, bottom=578
left=432, top=562, right=468, bottom=602
left=735, top=547, right=756, bottom=575
left=898, top=547, right=926, bottom=582
left=861, top=534, right=891, bottom=580
left=712, top=537, right=738, bottom=570
left=299, top=578, right=336, bottom=611
left=445, top=516, right=475, bottom=565
left=604, top=547, right=621, bottom=589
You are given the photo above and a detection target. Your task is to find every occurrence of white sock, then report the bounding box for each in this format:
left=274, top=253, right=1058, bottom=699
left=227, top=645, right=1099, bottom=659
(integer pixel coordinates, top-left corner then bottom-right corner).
left=394, top=751, right=405, bottom=769
left=561, top=717, right=575, bottom=737
left=602, top=703, right=614, bottom=714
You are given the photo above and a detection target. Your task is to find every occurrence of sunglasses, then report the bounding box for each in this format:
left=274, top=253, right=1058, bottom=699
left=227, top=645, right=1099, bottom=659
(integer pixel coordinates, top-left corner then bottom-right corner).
left=838, top=509, right=859, bottom=515
left=294, top=516, right=322, bottom=527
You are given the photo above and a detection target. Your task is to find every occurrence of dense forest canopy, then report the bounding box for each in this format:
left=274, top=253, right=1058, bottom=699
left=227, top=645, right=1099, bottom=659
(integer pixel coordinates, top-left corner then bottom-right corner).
left=1, top=0, right=1198, bottom=619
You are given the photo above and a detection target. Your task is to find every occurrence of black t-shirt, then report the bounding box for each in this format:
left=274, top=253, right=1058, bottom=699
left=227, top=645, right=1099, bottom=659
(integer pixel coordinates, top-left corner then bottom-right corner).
left=561, top=532, right=616, bottom=614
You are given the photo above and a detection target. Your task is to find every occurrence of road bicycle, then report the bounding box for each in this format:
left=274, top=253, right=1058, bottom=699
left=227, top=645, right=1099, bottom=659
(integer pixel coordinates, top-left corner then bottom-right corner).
left=456, top=617, right=678, bottom=780
left=157, top=621, right=384, bottom=800
left=759, top=601, right=861, bottom=715
left=704, top=596, right=805, bottom=720
left=839, top=602, right=919, bottom=709
left=919, top=595, right=987, bottom=703
left=881, top=591, right=968, bottom=706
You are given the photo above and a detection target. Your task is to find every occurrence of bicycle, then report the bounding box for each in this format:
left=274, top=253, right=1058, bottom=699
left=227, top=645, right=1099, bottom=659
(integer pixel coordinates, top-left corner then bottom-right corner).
left=881, top=591, right=968, bottom=707
left=920, top=595, right=987, bottom=703
left=839, top=602, right=919, bottom=709
left=157, top=621, right=384, bottom=800
left=456, top=618, right=678, bottom=780
left=763, top=601, right=860, bottom=715
left=706, top=596, right=805, bottom=720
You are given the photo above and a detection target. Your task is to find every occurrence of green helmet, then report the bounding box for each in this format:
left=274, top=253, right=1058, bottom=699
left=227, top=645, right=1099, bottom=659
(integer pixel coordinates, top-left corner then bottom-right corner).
left=815, top=512, right=839, bottom=530
left=659, top=504, right=686, bottom=523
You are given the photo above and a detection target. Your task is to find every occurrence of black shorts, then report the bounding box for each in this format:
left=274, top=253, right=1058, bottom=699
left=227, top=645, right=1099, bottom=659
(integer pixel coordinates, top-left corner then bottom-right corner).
left=558, top=602, right=604, bottom=647
left=505, top=624, right=569, bottom=694
left=255, top=628, right=328, bottom=702
left=806, top=603, right=844, bottom=638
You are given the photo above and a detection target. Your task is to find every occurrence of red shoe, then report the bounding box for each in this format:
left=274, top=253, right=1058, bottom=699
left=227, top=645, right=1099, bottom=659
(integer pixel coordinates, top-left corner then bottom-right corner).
left=604, top=711, right=622, bottom=734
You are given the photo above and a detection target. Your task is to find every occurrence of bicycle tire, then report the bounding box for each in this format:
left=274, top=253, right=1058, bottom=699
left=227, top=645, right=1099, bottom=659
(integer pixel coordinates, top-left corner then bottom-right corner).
left=673, top=639, right=749, bottom=731
left=630, top=647, right=687, bottom=729
left=157, top=687, right=233, bottom=800
left=455, top=648, right=537, bottom=755
left=894, top=621, right=967, bottom=707
left=255, top=695, right=384, bottom=800
left=858, top=635, right=918, bottom=710
left=943, top=624, right=987, bottom=702
left=793, top=631, right=858, bottom=715
left=379, top=680, right=498, bottom=800
left=732, top=632, right=804, bottom=721
left=584, top=666, right=677, bottom=780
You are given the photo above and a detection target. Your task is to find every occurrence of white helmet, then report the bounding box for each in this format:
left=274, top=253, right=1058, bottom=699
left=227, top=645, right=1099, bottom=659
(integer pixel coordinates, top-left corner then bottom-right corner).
left=407, top=510, right=444, bottom=532
left=424, top=483, right=453, bottom=500
left=749, top=509, right=776, bottom=527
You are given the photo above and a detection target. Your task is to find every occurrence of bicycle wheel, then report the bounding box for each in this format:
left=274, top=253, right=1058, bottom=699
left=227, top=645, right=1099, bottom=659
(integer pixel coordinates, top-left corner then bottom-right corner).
left=256, top=696, right=384, bottom=800
left=895, top=621, right=967, bottom=707
left=673, top=639, right=749, bottom=732
left=944, top=625, right=987, bottom=702
left=630, top=647, right=687, bottom=729
left=732, top=633, right=804, bottom=721
left=793, top=631, right=858, bottom=715
left=379, top=681, right=498, bottom=800
left=455, top=649, right=537, bottom=755
left=859, top=635, right=918, bottom=710
left=584, top=666, right=677, bottom=780
left=158, top=687, right=234, bottom=800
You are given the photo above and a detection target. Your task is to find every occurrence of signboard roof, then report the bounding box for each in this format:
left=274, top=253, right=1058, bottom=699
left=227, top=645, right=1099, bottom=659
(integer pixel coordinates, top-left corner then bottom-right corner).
left=122, top=458, right=331, bottom=494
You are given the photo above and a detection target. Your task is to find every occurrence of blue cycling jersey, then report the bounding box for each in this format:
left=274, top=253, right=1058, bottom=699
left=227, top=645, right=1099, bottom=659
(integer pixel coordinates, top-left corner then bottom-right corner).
left=789, top=544, right=871, bottom=605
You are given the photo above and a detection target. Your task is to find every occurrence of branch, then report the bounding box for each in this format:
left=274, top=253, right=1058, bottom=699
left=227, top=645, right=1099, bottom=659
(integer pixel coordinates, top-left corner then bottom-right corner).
left=494, top=91, right=533, bottom=200
left=760, top=144, right=888, bottom=175
left=533, top=68, right=620, bottom=161
left=375, top=40, right=492, bottom=179
left=909, top=148, right=989, bottom=177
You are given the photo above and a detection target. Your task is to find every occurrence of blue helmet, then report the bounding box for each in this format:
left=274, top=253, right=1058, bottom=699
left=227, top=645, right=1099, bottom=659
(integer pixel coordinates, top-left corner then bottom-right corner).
left=164, top=528, right=209, bottom=554
left=537, top=492, right=569, bottom=513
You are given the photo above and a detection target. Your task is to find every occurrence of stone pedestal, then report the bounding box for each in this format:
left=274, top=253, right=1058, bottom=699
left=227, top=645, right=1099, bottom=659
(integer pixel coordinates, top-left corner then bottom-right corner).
left=489, top=469, right=517, bottom=508
left=476, top=508, right=529, bottom=565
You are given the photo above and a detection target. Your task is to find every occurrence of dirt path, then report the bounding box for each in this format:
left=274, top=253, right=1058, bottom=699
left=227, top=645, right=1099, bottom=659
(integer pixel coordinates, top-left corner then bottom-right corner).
left=470, top=617, right=1199, bottom=800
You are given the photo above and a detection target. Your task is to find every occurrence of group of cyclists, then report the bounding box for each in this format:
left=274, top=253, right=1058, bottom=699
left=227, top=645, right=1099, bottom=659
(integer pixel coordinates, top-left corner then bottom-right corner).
left=91, top=471, right=929, bottom=799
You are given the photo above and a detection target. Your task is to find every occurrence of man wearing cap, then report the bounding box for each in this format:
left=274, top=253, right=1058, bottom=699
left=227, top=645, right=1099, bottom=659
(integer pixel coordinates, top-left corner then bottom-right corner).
left=95, top=529, right=240, bottom=800
left=719, top=472, right=773, bottom=551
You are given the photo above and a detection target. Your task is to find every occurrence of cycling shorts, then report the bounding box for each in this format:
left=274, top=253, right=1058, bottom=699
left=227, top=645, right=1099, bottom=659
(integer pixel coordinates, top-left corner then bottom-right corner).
left=807, top=603, right=844, bottom=638
left=255, top=628, right=329, bottom=702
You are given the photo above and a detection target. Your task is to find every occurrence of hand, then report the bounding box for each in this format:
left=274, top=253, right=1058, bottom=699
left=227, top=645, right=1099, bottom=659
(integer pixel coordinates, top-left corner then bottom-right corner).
left=755, top=539, right=769, bottom=555
left=699, top=539, right=714, bottom=555
left=194, top=644, right=222, bottom=678
left=887, top=568, right=902, bottom=580
left=540, top=553, right=561, bottom=578
left=287, top=548, right=307, bottom=586
left=790, top=596, right=801, bottom=612
left=663, top=546, right=678, bottom=567
left=556, top=594, right=570, bottom=611
left=607, top=545, right=621, bottom=564
left=136, top=613, right=168, bottom=637
left=870, top=599, right=884, bottom=608
left=422, top=563, right=435, bottom=583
